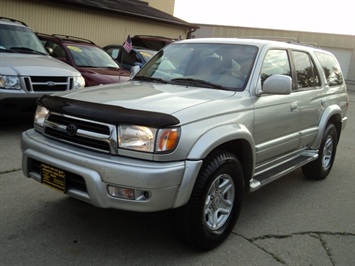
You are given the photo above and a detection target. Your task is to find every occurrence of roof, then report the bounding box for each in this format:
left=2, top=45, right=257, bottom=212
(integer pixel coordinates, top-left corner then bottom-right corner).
left=43, top=0, right=197, bottom=29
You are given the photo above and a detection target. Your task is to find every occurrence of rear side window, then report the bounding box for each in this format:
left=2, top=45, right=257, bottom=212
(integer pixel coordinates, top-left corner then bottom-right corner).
left=315, top=52, right=344, bottom=86
left=292, top=51, right=321, bottom=89
left=260, top=50, right=291, bottom=86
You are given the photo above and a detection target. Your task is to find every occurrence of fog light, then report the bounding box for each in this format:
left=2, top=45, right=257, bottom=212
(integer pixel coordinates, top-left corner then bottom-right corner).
left=107, top=185, right=135, bottom=200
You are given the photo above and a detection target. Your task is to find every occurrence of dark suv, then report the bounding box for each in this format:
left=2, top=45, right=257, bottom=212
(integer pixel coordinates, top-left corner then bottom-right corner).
left=37, top=33, right=130, bottom=86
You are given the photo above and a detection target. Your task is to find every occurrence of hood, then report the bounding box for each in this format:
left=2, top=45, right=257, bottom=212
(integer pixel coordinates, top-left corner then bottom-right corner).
left=77, top=67, right=130, bottom=86
left=0, top=53, right=80, bottom=76
left=56, top=81, right=235, bottom=115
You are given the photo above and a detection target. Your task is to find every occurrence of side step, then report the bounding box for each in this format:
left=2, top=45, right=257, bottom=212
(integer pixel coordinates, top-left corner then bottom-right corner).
left=249, top=152, right=318, bottom=192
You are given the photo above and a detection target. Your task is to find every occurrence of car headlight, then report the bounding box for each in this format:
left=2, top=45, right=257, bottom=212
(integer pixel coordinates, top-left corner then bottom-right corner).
left=34, top=105, right=49, bottom=129
left=74, top=75, right=85, bottom=89
left=0, top=75, right=21, bottom=90
left=118, top=125, right=180, bottom=153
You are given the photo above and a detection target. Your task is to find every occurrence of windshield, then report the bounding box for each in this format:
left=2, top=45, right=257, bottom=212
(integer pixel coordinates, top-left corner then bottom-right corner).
left=135, top=43, right=258, bottom=91
left=66, top=44, right=119, bottom=68
left=0, top=24, right=47, bottom=54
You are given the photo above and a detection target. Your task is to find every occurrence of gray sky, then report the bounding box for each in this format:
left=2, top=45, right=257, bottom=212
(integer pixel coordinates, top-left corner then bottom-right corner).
left=174, top=0, right=355, bottom=35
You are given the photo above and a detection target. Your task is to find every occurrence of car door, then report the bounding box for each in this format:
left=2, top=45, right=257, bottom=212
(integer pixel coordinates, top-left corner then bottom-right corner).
left=253, top=49, right=301, bottom=164
left=290, top=50, right=323, bottom=148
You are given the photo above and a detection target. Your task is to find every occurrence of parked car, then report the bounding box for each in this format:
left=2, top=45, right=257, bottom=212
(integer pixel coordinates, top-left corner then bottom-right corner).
left=0, top=17, right=85, bottom=118
left=37, top=33, right=130, bottom=86
left=21, top=38, right=348, bottom=251
left=103, top=44, right=157, bottom=70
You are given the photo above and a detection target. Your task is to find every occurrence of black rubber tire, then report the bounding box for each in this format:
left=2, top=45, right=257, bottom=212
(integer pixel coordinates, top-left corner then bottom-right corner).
left=172, top=151, right=244, bottom=251
left=302, top=123, right=338, bottom=180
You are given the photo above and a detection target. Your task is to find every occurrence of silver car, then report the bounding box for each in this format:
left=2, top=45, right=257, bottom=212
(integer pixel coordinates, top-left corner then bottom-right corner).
left=21, top=38, right=348, bottom=250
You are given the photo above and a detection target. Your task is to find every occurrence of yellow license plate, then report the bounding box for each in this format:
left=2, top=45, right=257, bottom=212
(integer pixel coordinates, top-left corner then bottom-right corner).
left=40, top=164, right=66, bottom=192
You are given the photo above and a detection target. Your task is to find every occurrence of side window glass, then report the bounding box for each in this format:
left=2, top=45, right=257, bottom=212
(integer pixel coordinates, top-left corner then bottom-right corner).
left=315, top=51, right=344, bottom=86
left=260, top=50, right=291, bottom=87
left=292, top=51, right=321, bottom=89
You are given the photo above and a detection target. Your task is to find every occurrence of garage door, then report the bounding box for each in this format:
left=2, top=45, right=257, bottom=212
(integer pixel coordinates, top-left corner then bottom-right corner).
left=324, top=47, right=352, bottom=79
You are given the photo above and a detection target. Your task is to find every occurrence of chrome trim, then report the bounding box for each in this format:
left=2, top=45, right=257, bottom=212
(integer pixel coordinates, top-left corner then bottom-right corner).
left=43, top=112, right=118, bottom=154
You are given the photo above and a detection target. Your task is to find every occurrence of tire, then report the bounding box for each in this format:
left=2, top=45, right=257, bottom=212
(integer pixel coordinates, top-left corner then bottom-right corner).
left=302, top=123, right=338, bottom=180
left=172, top=151, right=244, bottom=251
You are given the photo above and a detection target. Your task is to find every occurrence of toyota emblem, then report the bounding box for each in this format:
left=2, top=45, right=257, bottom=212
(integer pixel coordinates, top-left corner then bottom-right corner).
left=66, top=124, right=77, bottom=136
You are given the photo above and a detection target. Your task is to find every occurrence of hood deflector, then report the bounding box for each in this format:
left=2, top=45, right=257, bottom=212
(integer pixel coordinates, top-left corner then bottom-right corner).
left=38, top=95, right=180, bottom=127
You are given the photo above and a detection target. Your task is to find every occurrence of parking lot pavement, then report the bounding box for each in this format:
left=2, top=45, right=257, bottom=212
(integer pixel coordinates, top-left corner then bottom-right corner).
left=0, top=92, right=354, bottom=265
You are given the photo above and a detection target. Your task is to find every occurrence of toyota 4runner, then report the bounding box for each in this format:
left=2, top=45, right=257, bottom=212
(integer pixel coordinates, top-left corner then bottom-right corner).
left=21, top=38, right=348, bottom=250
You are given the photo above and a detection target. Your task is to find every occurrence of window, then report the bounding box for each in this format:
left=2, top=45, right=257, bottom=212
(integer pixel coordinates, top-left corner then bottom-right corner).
left=292, top=51, right=321, bottom=89
left=315, top=51, right=344, bottom=86
left=260, top=50, right=291, bottom=87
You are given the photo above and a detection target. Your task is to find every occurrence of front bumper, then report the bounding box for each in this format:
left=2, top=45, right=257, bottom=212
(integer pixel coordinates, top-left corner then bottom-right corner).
left=21, top=129, right=202, bottom=212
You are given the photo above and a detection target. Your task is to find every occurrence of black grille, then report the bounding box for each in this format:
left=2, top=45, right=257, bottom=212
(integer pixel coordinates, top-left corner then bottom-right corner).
left=44, top=114, right=112, bottom=152
left=24, top=76, right=70, bottom=92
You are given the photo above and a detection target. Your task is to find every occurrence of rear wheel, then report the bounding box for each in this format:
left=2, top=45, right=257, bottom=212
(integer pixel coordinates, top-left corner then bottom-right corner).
left=302, top=123, right=338, bottom=180
left=172, top=151, right=244, bottom=251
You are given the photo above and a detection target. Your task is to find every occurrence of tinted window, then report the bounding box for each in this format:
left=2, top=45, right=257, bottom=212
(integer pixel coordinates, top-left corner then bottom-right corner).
left=315, top=51, right=344, bottom=86
left=260, top=50, right=291, bottom=86
left=292, top=51, right=321, bottom=89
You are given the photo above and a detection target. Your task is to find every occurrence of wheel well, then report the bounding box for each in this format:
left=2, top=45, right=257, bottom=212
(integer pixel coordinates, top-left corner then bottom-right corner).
left=207, top=140, right=253, bottom=191
left=328, top=114, right=342, bottom=144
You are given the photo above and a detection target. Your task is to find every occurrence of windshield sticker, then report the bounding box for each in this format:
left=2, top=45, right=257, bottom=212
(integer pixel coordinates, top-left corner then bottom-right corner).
left=67, top=46, right=82, bottom=52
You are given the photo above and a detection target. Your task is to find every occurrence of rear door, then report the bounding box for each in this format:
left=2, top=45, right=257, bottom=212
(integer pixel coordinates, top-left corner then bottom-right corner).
left=290, top=50, right=323, bottom=148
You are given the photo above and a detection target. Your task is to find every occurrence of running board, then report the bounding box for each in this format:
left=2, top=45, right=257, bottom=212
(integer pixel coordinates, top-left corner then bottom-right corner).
left=249, top=152, right=318, bottom=192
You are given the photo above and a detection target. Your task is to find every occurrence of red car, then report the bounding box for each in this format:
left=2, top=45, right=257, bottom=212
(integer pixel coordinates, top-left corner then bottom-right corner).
left=37, top=33, right=130, bottom=86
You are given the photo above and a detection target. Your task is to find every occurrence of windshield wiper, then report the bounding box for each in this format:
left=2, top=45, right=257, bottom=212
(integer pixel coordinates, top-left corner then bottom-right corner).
left=133, top=76, right=168, bottom=84
left=9, top=47, right=46, bottom=55
left=170, top=78, right=228, bottom=90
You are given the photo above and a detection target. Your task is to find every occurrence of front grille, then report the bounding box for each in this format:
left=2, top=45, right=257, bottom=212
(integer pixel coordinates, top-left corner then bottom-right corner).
left=44, top=113, right=116, bottom=153
left=23, top=76, right=72, bottom=92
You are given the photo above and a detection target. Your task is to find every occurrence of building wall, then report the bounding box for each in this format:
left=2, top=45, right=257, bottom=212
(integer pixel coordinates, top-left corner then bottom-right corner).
left=194, top=24, right=355, bottom=87
left=0, top=0, right=187, bottom=46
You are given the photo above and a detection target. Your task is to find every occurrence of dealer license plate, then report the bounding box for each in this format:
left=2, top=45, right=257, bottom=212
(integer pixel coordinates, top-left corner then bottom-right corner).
left=40, top=164, right=66, bottom=192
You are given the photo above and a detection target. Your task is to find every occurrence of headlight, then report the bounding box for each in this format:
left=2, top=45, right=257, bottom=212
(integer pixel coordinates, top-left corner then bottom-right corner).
left=34, top=105, right=49, bottom=128
left=118, top=125, right=180, bottom=153
left=74, top=75, right=85, bottom=89
left=0, top=75, right=21, bottom=90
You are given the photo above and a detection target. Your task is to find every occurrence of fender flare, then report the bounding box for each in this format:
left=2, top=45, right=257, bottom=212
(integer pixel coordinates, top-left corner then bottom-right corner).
left=173, top=124, right=255, bottom=208
left=312, top=104, right=342, bottom=149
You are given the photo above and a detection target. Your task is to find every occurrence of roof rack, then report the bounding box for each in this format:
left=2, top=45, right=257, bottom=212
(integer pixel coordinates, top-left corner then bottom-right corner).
left=52, top=34, right=96, bottom=45
left=243, top=36, right=319, bottom=47
left=0, top=17, right=27, bottom=26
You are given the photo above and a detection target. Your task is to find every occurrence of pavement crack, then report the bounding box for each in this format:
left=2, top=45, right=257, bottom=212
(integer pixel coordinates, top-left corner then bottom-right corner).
left=234, top=231, right=355, bottom=265
left=235, top=233, right=287, bottom=264
left=0, top=168, right=22, bottom=174
left=310, top=233, right=336, bottom=266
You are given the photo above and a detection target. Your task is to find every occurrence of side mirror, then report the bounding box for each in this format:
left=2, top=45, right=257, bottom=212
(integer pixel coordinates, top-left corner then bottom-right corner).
left=261, top=75, right=292, bottom=95
left=130, top=65, right=140, bottom=79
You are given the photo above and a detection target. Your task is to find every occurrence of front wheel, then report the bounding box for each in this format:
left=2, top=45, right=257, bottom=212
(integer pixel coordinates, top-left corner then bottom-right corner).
left=172, top=151, right=244, bottom=251
left=302, top=123, right=338, bottom=180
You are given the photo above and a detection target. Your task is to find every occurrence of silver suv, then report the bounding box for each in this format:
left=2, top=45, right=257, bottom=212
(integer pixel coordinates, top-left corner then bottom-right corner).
left=0, top=17, right=85, bottom=118
left=21, top=38, right=348, bottom=250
